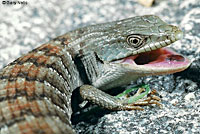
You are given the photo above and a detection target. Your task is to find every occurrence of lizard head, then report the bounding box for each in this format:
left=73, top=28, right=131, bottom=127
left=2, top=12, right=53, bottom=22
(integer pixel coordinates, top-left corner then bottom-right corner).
left=89, top=15, right=191, bottom=89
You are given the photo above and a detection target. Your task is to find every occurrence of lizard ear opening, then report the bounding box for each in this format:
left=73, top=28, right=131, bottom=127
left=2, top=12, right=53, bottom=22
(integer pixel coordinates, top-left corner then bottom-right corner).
left=126, top=34, right=144, bottom=48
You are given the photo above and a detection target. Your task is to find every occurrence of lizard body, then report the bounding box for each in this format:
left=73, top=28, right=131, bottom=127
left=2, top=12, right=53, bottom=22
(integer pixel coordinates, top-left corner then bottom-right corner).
left=0, top=15, right=191, bottom=134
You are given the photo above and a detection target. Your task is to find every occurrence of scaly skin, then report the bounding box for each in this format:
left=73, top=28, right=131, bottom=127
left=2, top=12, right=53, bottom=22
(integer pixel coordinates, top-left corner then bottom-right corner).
left=0, top=15, right=191, bottom=134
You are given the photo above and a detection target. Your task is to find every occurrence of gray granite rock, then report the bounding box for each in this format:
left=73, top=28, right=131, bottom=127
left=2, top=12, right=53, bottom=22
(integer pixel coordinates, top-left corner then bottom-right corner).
left=0, top=0, right=199, bottom=133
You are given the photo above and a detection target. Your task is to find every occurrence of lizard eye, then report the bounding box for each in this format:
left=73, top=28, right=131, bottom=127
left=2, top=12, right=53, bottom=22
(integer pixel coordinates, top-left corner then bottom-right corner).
left=126, top=35, right=143, bottom=48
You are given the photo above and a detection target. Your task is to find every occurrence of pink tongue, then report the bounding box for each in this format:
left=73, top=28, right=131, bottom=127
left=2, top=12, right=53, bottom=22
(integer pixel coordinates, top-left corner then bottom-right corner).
left=122, top=55, right=138, bottom=64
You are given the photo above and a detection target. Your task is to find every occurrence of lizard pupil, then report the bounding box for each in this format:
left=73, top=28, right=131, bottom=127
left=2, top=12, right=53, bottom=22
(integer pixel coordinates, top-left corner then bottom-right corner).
left=131, top=38, right=139, bottom=44
left=127, top=34, right=143, bottom=48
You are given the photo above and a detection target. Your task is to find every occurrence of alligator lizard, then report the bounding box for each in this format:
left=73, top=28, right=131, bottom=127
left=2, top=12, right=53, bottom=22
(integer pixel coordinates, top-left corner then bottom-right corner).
left=0, top=15, right=191, bottom=134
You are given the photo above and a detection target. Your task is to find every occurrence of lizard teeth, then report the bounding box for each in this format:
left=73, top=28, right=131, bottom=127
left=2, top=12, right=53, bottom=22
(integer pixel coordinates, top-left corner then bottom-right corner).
left=121, top=55, right=138, bottom=64
left=112, top=59, right=123, bottom=63
left=122, top=58, right=136, bottom=64
left=111, top=55, right=138, bottom=65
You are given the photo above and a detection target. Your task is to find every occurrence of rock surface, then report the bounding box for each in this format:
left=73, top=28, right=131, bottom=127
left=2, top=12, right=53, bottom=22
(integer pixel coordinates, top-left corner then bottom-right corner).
left=0, top=0, right=200, bottom=133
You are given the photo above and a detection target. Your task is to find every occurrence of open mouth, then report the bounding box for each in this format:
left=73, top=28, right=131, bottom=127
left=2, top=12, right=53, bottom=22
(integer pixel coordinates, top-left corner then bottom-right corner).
left=115, top=47, right=191, bottom=75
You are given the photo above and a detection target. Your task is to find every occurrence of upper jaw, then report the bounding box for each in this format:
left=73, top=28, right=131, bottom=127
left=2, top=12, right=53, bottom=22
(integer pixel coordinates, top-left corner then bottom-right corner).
left=112, top=47, right=191, bottom=76
left=132, top=27, right=184, bottom=56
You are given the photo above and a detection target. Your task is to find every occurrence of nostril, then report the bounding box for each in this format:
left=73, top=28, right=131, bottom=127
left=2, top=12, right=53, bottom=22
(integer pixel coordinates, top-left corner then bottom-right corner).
left=158, top=25, right=173, bottom=33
